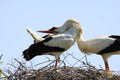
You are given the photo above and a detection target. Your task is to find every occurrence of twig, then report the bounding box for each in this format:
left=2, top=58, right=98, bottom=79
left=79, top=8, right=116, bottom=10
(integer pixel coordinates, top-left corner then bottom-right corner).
left=66, top=53, right=85, bottom=67
left=14, top=58, right=27, bottom=70
left=37, top=60, right=55, bottom=71
left=58, top=60, right=66, bottom=68
left=34, top=59, right=54, bottom=67
left=59, top=53, right=72, bottom=66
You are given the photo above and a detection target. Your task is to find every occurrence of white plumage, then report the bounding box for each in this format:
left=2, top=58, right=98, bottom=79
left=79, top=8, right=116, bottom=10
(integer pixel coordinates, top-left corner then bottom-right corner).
left=77, top=36, right=115, bottom=54
left=26, top=27, right=44, bottom=42
left=44, top=34, right=75, bottom=49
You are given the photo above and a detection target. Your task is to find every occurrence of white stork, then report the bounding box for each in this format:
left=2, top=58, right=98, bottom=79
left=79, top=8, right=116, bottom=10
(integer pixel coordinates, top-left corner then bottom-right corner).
left=39, top=19, right=120, bottom=76
left=23, top=22, right=80, bottom=69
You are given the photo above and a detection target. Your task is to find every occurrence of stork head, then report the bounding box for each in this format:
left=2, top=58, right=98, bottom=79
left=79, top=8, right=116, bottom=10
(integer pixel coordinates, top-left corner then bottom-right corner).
left=37, top=19, right=83, bottom=38
left=56, top=19, right=83, bottom=34
left=54, top=19, right=83, bottom=38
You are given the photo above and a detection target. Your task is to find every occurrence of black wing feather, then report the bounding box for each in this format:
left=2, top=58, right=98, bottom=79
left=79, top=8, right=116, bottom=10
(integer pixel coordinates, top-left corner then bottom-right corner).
left=98, top=35, right=120, bottom=55
left=109, top=35, right=120, bottom=40
left=23, top=37, right=65, bottom=61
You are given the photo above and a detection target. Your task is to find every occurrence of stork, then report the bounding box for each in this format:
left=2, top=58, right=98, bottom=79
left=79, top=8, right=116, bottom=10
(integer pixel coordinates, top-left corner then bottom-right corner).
left=23, top=22, right=80, bottom=69
left=39, top=19, right=120, bottom=76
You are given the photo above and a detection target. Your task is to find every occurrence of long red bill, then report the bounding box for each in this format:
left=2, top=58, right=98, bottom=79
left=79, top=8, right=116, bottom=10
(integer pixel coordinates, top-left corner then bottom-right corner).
left=37, top=27, right=59, bottom=33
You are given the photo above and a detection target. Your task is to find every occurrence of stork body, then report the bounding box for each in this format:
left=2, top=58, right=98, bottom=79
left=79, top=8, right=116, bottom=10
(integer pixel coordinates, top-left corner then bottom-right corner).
left=77, top=35, right=120, bottom=71
left=23, top=22, right=79, bottom=69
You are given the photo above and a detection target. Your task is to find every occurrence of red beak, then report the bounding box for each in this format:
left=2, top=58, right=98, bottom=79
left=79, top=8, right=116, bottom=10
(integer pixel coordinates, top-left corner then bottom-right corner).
left=37, top=27, right=59, bottom=33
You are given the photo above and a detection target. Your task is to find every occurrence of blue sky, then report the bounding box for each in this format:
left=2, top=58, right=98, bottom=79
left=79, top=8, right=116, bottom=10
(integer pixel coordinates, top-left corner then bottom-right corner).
left=1, top=0, right=120, bottom=71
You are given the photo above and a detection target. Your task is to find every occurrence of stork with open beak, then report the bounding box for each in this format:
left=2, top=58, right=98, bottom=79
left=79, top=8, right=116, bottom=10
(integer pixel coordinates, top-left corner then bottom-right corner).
left=39, top=19, right=120, bottom=77
left=23, top=21, right=80, bottom=69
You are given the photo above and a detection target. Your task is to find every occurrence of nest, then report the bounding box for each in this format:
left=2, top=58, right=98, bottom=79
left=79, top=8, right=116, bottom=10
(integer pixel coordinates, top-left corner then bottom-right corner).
left=2, top=53, right=120, bottom=80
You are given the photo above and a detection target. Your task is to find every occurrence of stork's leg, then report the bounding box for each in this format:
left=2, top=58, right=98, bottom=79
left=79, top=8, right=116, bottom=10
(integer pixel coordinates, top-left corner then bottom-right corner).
left=54, top=57, right=60, bottom=70
left=102, top=56, right=113, bottom=78
left=104, top=60, right=110, bottom=72
left=54, top=59, right=58, bottom=70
